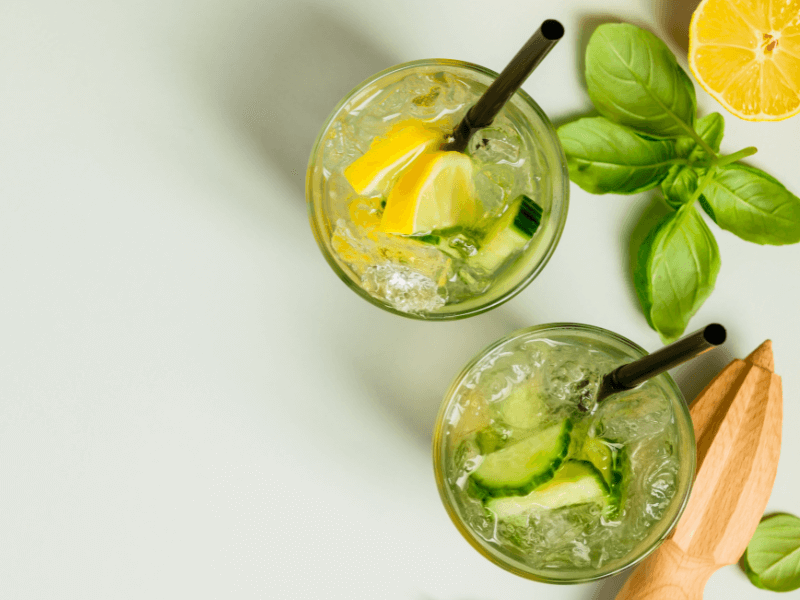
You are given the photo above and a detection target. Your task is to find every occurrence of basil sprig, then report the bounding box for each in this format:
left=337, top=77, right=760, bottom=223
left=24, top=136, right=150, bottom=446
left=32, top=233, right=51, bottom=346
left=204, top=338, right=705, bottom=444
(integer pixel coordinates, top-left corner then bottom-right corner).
left=558, top=23, right=800, bottom=341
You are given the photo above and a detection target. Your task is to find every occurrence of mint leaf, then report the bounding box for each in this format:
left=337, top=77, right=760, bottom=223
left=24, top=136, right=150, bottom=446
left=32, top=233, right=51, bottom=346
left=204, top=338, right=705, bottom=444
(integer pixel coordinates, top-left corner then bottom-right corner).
left=702, top=164, right=800, bottom=245
left=557, top=117, right=678, bottom=194
left=634, top=203, right=720, bottom=342
left=585, top=24, right=697, bottom=139
left=743, top=514, right=800, bottom=592
left=661, top=113, right=724, bottom=208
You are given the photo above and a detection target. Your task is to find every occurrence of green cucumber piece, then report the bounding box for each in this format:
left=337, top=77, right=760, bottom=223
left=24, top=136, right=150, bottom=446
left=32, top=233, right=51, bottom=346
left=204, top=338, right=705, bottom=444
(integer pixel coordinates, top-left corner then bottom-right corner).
left=512, top=194, right=544, bottom=237
left=469, top=194, right=543, bottom=272
left=500, top=386, right=546, bottom=430
left=470, top=419, right=572, bottom=498
left=416, top=234, right=462, bottom=259
left=475, top=429, right=504, bottom=454
left=578, top=436, right=629, bottom=517
left=579, top=437, right=614, bottom=488
left=486, top=460, right=608, bottom=519
left=607, top=445, right=629, bottom=518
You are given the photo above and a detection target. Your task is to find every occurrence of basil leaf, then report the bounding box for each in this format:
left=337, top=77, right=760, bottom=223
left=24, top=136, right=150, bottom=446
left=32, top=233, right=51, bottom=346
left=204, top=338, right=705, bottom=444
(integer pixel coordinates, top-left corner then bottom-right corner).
left=634, top=203, right=720, bottom=342
left=743, top=513, right=800, bottom=592
left=698, top=195, right=716, bottom=222
left=585, top=23, right=697, bottom=139
left=662, top=167, right=700, bottom=209
left=680, top=112, right=725, bottom=159
left=702, top=164, right=800, bottom=245
left=661, top=113, right=725, bottom=208
left=557, top=117, right=678, bottom=194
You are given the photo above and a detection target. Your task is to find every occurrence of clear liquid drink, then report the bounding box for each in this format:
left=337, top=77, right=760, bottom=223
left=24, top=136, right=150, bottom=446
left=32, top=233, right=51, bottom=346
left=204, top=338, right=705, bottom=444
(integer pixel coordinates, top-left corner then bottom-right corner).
left=307, top=60, right=568, bottom=319
left=433, top=324, right=696, bottom=582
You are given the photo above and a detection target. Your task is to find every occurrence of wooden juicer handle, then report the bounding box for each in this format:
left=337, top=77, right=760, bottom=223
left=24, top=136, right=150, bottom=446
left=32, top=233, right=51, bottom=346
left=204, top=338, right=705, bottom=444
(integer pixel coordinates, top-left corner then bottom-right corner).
left=614, top=539, right=717, bottom=600
left=615, top=341, right=782, bottom=600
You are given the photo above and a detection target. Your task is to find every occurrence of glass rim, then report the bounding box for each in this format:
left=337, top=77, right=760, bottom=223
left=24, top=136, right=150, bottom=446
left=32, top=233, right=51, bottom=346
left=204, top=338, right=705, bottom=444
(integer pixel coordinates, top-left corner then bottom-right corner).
left=306, top=58, right=570, bottom=320
left=432, top=322, right=697, bottom=583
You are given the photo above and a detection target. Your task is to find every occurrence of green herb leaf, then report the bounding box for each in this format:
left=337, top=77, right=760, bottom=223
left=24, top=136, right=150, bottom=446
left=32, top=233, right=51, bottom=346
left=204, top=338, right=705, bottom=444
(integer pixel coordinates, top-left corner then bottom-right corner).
left=661, top=113, right=725, bottom=208
left=743, top=513, right=800, bottom=592
left=681, top=112, right=725, bottom=158
left=662, top=167, right=701, bottom=210
left=634, top=203, right=720, bottom=342
left=585, top=23, right=697, bottom=139
left=702, top=164, right=800, bottom=245
left=698, top=195, right=716, bottom=222
left=557, top=117, right=678, bottom=194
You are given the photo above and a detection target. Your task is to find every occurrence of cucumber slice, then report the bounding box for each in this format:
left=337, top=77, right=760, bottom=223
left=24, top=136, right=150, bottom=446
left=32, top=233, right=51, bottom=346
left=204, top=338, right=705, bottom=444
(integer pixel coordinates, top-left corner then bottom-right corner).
left=468, top=194, right=543, bottom=272
left=579, top=437, right=614, bottom=488
left=607, top=446, right=630, bottom=518
left=475, top=429, right=504, bottom=454
left=486, top=460, right=608, bottom=519
left=415, top=234, right=462, bottom=259
left=500, top=386, right=546, bottom=430
left=578, top=437, right=629, bottom=517
left=470, top=419, right=572, bottom=498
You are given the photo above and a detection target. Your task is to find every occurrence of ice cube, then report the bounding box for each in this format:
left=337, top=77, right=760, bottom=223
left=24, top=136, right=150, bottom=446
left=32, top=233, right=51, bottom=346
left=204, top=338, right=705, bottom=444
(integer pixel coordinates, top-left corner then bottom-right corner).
left=362, top=263, right=446, bottom=313
left=469, top=126, right=521, bottom=164
left=473, top=169, right=506, bottom=218
left=594, top=387, right=673, bottom=443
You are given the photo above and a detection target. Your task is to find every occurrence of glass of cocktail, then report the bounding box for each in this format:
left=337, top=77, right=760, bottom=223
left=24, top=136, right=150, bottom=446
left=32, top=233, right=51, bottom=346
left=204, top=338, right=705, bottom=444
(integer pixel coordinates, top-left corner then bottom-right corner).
left=306, top=59, right=569, bottom=319
left=433, top=323, right=696, bottom=583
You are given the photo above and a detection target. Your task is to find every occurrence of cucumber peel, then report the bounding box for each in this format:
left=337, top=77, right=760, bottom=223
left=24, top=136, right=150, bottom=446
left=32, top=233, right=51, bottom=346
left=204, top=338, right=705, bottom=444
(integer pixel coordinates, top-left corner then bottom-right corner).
left=607, top=445, right=629, bottom=518
left=468, top=194, right=543, bottom=272
left=579, top=437, right=614, bottom=487
left=486, top=460, right=608, bottom=519
left=578, top=436, right=628, bottom=517
left=470, top=419, right=572, bottom=498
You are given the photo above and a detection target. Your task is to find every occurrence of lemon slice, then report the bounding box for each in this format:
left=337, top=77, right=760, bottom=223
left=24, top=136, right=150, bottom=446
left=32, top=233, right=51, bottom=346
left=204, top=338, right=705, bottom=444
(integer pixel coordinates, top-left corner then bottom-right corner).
left=380, top=151, right=478, bottom=235
left=689, top=0, right=800, bottom=121
left=344, top=121, right=443, bottom=196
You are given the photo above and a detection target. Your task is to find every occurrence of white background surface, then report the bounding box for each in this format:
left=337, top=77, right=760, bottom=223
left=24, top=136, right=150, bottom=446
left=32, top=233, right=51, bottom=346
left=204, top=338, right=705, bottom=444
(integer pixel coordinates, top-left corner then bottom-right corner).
left=1, top=0, right=799, bottom=598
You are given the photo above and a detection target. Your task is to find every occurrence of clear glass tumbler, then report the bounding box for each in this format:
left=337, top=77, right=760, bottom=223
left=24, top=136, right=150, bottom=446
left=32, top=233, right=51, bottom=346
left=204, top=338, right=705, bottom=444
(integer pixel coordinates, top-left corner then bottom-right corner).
left=433, top=323, right=696, bottom=582
left=306, top=59, right=569, bottom=319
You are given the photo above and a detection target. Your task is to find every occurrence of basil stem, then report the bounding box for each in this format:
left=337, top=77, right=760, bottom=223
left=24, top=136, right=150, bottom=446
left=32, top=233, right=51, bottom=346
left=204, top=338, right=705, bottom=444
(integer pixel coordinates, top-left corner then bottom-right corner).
left=714, top=146, right=758, bottom=167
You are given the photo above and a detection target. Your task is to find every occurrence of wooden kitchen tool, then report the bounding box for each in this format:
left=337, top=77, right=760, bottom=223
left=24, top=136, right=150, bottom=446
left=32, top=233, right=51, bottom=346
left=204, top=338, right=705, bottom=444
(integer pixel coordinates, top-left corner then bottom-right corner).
left=615, top=340, right=783, bottom=600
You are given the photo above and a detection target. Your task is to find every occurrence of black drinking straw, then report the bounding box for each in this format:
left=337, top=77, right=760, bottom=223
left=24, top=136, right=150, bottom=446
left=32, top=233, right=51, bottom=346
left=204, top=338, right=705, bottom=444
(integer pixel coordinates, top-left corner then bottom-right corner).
left=442, top=19, right=564, bottom=153
left=593, top=324, right=727, bottom=405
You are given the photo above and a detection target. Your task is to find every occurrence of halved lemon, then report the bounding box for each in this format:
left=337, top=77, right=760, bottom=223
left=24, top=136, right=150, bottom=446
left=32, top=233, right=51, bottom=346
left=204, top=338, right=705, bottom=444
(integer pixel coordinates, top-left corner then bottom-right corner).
left=689, top=0, right=800, bottom=120
left=344, top=121, right=443, bottom=196
left=380, top=151, right=478, bottom=235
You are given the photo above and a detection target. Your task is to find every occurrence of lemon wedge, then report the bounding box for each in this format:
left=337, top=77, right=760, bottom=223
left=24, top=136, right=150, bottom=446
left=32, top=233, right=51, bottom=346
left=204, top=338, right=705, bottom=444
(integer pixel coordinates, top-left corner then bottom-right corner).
left=344, top=121, right=443, bottom=196
left=380, top=151, right=478, bottom=235
left=689, top=0, right=800, bottom=120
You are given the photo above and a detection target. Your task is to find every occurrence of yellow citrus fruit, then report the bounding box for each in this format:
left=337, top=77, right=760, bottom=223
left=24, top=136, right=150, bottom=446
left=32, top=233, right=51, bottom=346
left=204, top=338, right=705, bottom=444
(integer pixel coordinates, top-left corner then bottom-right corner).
left=343, top=122, right=442, bottom=196
left=380, top=151, right=477, bottom=235
left=689, top=0, right=800, bottom=120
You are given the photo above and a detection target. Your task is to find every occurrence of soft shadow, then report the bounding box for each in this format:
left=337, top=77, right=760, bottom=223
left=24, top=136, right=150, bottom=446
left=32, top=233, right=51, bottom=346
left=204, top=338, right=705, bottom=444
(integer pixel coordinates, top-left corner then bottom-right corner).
left=574, top=14, right=658, bottom=91
left=620, top=195, right=672, bottom=313
left=652, top=0, right=701, bottom=53
left=320, top=302, right=532, bottom=448
left=585, top=569, right=631, bottom=600
left=673, top=344, right=735, bottom=405
left=195, top=4, right=397, bottom=200
left=575, top=14, right=624, bottom=90
left=550, top=108, right=600, bottom=130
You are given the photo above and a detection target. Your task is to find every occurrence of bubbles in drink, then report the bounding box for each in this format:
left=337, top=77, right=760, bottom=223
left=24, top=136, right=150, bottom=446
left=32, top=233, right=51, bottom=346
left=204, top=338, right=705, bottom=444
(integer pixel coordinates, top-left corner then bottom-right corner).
left=362, top=263, right=446, bottom=313
left=442, top=334, right=685, bottom=575
left=595, top=386, right=674, bottom=442
left=317, top=67, right=549, bottom=315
